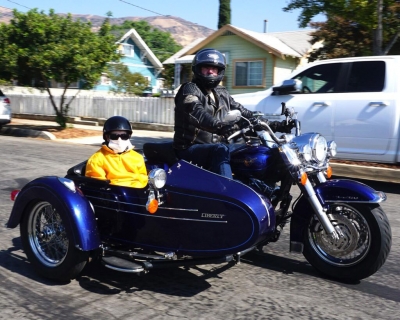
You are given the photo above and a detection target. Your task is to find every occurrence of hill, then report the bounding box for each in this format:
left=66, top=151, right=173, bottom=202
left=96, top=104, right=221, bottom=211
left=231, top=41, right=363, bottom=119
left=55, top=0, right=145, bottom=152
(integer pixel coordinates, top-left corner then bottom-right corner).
left=0, top=7, right=214, bottom=47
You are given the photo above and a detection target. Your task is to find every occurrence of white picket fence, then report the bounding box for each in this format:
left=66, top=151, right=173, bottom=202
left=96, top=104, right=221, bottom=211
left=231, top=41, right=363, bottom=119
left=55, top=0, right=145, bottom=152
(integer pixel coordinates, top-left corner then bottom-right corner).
left=6, top=91, right=176, bottom=125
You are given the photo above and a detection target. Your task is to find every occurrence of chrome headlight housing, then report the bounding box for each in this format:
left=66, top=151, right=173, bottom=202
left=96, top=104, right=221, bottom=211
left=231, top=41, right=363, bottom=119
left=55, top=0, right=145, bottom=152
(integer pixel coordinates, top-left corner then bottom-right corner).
left=292, top=133, right=328, bottom=164
left=298, top=144, right=312, bottom=162
left=148, top=168, right=167, bottom=189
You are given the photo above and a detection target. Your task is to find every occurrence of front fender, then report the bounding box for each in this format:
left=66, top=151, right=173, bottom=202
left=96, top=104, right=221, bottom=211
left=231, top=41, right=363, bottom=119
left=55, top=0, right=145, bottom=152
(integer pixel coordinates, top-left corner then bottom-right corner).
left=314, top=179, right=386, bottom=205
left=7, top=176, right=101, bottom=251
left=289, top=178, right=384, bottom=251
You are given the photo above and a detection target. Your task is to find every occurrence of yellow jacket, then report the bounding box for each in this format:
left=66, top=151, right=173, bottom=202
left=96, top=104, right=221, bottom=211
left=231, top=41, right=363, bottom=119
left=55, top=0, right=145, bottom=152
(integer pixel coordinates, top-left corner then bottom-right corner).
left=85, top=144, right=148, bottom=188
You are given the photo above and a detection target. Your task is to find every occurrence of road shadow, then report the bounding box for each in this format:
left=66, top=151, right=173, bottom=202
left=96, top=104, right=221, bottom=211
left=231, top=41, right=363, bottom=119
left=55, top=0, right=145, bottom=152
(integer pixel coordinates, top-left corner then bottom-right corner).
left=76, top=258, right=232, bottom=296
left=2, top=236, right=399, bottom=302
left=0, top=237, right=71, bottom=287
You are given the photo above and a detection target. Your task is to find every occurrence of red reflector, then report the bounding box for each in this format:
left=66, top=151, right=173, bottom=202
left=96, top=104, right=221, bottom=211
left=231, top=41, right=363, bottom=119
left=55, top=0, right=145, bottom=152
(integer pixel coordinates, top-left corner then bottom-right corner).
left=11, top=190, right=20, bottom=201
left=4, top=98, right=10, bottom=104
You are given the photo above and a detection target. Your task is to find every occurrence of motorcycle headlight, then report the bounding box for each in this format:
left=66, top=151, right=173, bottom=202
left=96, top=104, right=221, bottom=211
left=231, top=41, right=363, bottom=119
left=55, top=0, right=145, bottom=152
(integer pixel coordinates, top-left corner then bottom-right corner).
left=327, top=140, right=337, bottom=157
left=311, top=134, right=327, bottom=163
left=148, top=168, right=167, bottom=189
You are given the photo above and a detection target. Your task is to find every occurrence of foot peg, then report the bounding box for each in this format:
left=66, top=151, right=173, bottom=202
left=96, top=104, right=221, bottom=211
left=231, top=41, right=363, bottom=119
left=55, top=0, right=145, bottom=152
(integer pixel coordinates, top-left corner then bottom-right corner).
left=102, top=256, right=144, bottom=273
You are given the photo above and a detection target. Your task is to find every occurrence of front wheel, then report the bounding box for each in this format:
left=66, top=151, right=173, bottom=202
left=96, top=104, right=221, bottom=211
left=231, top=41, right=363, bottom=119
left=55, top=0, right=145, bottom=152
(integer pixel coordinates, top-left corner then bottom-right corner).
left=20, top=200, right=89, bottom=282
left=303, top=203, right=391, bottom=281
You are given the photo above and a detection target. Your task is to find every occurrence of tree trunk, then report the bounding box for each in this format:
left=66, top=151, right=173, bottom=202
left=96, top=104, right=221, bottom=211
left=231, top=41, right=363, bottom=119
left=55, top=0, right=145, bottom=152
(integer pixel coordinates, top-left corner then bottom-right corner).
left=373, top=0, right=383, bottom=55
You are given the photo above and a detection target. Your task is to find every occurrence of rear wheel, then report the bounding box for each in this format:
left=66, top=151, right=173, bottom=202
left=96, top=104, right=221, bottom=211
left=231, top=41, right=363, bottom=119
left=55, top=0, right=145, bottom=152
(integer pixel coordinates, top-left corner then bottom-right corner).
left=303, top=203, right=391, bottom=281
left=20, top=200, right=89, bottom=282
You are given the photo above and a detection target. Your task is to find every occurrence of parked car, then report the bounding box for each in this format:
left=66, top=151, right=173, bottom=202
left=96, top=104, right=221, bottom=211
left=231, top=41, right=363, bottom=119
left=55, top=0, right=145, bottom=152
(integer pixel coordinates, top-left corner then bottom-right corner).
left=0, top=89, right=11, bottom=128
left=232, top=55, right=400, bottom=164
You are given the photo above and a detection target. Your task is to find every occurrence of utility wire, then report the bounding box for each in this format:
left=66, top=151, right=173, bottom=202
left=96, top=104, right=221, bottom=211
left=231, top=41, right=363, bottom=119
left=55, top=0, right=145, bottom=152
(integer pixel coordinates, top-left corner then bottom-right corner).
left=6, top=0, right=30, bottom=10
left=118, top=0, right=166, bottom=16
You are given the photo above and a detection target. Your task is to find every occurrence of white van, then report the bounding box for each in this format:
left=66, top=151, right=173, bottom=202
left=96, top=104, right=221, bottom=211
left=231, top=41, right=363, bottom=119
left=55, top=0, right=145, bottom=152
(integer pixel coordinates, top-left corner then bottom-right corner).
left=233, top=55, right=400, bottom=164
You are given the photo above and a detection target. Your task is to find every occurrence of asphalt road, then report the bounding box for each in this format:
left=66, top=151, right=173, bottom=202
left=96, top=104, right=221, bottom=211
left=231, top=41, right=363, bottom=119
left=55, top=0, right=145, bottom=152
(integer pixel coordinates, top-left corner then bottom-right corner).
left=0, top=135, right=399, bottom=320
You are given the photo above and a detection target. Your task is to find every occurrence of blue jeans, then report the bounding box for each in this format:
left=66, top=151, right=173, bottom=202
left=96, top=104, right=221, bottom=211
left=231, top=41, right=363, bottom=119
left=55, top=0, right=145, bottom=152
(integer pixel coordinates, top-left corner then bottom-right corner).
left=176, top=143, right=233, bottom=179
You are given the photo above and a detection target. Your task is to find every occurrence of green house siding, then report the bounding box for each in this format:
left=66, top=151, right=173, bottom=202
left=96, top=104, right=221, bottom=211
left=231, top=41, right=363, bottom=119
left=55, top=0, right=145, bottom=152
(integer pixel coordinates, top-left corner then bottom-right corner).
left=194, top=33, right=298, bottom=95
left=274, top=57, right=297, bottom=84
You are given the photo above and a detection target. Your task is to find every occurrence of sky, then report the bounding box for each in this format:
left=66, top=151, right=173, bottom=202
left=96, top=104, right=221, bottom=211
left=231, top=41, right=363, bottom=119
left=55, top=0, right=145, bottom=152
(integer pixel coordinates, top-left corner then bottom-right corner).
left=0, top=0, right=326, bottom=33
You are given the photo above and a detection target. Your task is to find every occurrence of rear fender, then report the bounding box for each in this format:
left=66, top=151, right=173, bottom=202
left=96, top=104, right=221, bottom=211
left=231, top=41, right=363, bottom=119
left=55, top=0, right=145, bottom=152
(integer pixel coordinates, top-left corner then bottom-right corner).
left=7, top=176, right=100, bottom=251
left=289, top=179, right=385, bottom=252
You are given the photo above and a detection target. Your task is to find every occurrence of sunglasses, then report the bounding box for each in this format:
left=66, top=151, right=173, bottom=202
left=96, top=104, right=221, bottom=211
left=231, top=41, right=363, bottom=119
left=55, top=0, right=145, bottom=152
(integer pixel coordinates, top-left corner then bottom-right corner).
left=109, top=133, right=131, bottom=140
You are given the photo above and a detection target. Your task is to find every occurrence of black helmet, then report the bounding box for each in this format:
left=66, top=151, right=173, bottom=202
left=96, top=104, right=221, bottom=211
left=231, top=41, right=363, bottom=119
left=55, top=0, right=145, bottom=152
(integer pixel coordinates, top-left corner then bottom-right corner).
left=192, top=48, right=226, bottom=89
left=103, top=116, right=132, bottom=140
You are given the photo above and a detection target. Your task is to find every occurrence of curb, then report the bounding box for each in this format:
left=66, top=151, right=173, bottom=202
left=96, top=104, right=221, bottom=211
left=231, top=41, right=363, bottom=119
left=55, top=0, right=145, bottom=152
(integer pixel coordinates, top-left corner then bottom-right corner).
left=331, top=163, right=400, bottom=184
left=12, top=113, right=174, bottom=132
left=1, top=126, right=56, bottom=140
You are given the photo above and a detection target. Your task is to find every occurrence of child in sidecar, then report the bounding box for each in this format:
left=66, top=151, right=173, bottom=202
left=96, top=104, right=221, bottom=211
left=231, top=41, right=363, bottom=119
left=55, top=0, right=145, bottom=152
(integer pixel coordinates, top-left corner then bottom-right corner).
left=85, top=116, right=148, bottom=188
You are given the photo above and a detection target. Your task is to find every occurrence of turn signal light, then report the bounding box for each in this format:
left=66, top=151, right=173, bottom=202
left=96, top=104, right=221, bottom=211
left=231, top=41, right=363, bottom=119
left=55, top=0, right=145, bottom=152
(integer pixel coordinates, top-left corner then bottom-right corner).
left=326, top=166, right=333, bottom=178
left=10, top=190, right=20, bottom=201
left=146, top=199, right=159, bottom=214
left=300, top=172, right=308, bottom=186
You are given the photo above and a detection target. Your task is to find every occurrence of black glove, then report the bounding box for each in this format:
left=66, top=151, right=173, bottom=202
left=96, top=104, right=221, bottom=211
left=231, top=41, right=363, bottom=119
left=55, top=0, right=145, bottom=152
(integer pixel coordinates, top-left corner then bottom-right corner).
left=270, top=120, right=295, bottom=133
left=217, top=123, right=240, bottom=138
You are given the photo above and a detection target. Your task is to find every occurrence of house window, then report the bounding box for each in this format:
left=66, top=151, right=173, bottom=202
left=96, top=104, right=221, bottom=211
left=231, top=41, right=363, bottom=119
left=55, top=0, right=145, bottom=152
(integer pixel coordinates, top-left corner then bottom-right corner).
left=100, top=73, right=112, bottom=86
left=121, top=44, right=134, bottom=56
left=234, top=60, right=263, bottom=86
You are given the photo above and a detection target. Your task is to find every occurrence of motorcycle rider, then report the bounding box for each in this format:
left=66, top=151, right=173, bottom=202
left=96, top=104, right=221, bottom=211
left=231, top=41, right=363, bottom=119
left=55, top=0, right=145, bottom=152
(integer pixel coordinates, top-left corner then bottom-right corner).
left=173, top=48, right=291, bottom=179
left=85, top=116, right=148, bottom=188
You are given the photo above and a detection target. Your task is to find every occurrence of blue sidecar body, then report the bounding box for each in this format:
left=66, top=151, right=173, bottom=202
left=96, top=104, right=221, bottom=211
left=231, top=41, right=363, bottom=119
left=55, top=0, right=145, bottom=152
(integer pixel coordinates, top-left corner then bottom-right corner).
left=8, top=159, right=276, bottom=257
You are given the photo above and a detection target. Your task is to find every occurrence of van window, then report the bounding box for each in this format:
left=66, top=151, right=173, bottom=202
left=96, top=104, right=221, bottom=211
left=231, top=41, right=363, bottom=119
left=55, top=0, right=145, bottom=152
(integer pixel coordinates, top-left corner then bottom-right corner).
left=345, top=61, right=385, bottom=92
left=292, top=63, right=341, bottom=94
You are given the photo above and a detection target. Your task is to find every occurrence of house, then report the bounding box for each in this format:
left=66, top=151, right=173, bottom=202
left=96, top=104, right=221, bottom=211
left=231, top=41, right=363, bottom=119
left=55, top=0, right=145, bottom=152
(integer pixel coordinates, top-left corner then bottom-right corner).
left=94, top=29, right=164, bottom=94
left=163, top=24, right=320, bottom=95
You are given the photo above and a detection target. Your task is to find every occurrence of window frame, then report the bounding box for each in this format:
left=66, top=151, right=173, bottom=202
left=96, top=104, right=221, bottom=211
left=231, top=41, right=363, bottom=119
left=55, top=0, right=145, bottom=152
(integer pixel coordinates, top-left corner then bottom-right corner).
left=232, top=58, right=266, bottom=89
left=120, top=43, right=134, bottom=57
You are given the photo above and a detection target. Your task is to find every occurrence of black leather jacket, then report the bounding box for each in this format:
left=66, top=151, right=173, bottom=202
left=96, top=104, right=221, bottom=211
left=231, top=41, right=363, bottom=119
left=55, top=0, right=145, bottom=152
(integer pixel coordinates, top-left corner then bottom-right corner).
left=173, top=81, right=253, bottom=150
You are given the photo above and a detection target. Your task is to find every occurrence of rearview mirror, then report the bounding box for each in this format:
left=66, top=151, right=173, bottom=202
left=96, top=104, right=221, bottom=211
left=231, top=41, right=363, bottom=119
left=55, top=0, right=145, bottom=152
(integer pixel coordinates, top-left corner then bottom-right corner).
left=272, top=79, right=302, bottom=95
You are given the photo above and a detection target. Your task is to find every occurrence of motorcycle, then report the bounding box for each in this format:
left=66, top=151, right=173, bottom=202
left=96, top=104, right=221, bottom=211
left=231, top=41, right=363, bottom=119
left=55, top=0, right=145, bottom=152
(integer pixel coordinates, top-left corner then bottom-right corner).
left=7, top=102, right=392, bottom=282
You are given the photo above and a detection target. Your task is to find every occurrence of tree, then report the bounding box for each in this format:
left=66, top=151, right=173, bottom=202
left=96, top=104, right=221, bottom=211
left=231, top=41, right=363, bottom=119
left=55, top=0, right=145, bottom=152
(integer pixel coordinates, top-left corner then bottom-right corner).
left=106, top=63, right=149, bottom=96
left=0, top=9, right=120, bottom=127
left=111, top=20, right=182, bottom=88
left=218, top=0, right=231, bottom=29
left=283, top=0, right=400, bottom=56
left=308, top=16, right=373, bottom=61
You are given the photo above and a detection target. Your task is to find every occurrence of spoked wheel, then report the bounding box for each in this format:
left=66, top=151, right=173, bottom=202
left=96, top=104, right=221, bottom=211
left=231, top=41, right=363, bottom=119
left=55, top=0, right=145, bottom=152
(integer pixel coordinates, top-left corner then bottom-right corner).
left=303, top=203, right=391, bottom=281
left=20, top=200, right=89, bottom=282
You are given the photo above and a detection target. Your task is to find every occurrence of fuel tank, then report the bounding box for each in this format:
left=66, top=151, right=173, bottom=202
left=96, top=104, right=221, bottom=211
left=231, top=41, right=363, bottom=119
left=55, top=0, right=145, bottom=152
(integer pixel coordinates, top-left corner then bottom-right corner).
left=230, top=143, right=279, bottom=180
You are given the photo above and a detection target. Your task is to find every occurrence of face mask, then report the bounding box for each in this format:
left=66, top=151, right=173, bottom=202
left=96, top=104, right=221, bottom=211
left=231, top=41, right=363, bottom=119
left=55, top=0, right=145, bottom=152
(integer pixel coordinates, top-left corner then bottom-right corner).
left=108, top=139, right=133, bottom=154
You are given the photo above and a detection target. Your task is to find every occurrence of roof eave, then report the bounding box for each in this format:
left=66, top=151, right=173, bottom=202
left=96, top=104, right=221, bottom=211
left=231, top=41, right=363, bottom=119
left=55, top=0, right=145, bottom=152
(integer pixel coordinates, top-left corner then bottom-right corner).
left=185, top=24, right=292, bottom=60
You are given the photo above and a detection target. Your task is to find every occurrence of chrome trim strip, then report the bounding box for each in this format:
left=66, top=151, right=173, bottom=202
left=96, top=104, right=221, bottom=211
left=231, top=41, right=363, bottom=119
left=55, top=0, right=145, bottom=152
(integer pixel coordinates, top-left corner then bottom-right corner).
left=86, top=195, right=199, bottom=211
left=92, top=205, right=227, bottom=223
left=324, top=199, right=386, bottom=204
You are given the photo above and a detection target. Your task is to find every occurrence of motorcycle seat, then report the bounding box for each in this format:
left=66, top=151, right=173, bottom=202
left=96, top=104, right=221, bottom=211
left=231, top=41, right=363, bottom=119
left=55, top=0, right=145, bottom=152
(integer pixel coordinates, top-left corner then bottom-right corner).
left=143, top=142, right=179, bottom=167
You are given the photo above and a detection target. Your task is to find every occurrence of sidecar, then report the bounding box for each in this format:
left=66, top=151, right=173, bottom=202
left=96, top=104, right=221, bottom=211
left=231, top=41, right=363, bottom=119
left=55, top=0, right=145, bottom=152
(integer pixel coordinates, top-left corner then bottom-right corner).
left=7, top=155, right=276, bottom=281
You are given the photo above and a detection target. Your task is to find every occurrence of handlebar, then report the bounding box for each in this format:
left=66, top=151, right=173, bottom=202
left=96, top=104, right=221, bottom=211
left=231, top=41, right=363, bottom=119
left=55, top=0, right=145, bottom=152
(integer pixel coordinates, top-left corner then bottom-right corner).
left=226, top=102, right=301, bottom=143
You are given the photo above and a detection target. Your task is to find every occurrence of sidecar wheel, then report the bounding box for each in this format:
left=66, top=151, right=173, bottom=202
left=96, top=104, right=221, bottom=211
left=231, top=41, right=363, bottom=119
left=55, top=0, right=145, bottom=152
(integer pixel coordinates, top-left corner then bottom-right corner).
left=302, top=203, right=391, bottom=281
left=20, top=200, right=89, bottom=282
